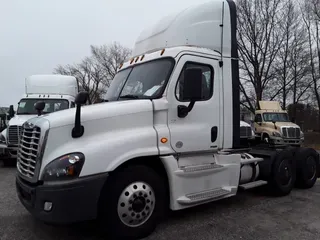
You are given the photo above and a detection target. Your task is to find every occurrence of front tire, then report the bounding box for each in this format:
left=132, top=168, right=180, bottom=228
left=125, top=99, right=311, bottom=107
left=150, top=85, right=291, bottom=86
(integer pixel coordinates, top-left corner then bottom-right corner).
left=98, top=165, right=166, bottom=240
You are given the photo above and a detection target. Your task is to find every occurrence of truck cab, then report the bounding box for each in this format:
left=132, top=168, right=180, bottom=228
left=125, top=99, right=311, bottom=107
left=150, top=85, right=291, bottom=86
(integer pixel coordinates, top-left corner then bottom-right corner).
left=254, top=101, right=304, bottom=146
left=4, top=74, right=78, bottom=160
left=15, top=1, right=318, bottom=239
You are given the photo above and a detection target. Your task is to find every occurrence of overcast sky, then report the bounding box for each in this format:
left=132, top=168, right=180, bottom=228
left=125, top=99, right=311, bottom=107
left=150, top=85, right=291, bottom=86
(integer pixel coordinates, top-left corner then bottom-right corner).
left=0, top=0, right=211, bottom=107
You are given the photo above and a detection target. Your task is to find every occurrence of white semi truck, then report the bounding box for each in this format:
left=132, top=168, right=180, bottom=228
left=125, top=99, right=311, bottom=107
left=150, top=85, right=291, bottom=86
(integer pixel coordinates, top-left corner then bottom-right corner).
left=2, top=74, right=78, bottom=165
left=15, top=1, right=319, bottom=239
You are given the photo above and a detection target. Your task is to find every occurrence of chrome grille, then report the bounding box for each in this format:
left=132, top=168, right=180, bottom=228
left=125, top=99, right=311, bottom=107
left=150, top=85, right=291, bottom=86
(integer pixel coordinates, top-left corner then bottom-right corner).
left=282, top=127, right=300, bottom=138
left=240, top=126, right=252, bottom=138
left=17, top=125, right=41, bottom=178
left=8, top=125, right=22, bottom=145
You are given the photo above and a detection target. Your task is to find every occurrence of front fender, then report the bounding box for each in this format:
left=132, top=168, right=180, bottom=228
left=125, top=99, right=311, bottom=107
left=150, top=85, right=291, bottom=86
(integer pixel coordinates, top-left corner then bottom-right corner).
left=40, top=108, right=158, bottom=178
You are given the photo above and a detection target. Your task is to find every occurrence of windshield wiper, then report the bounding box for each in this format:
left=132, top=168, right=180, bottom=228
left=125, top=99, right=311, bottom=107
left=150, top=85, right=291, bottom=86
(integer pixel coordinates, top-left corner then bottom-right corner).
left=119, top=94, right=141, bottom=99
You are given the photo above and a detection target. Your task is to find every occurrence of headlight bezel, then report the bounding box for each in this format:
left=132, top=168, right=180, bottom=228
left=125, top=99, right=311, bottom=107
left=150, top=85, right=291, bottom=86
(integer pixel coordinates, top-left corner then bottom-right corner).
left=300, top=131, right=304, bottom=138
left=41, top=152, right=85, bottom=182
left=272, top=131, right=282, bottom=137
left=0, top=133, right=6, bottom=143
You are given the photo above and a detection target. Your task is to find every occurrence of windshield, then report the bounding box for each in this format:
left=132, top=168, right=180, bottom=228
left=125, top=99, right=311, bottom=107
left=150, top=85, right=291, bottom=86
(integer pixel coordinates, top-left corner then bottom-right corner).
left=105, top=58, right=174, bottom=101
left=263, top=112, right=290, bottom=122
left=17, top=99, right=69, bottom=115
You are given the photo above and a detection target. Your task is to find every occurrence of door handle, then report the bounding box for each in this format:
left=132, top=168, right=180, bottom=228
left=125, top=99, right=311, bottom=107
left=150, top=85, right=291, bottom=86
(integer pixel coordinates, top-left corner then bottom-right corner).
left=211, top=126, right=218, bottom=142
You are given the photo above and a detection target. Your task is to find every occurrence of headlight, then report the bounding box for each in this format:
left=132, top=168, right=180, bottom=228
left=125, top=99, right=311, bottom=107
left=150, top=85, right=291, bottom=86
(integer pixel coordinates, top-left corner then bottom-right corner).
left=42, top=152, right=85, bottom=181
left=272, top=132, right=282, bottom=137
left=251, top=130, right=255, bottom=137
left=300, top=131, right=304, bottom=138
left=0, top=133, right=5, bottom=143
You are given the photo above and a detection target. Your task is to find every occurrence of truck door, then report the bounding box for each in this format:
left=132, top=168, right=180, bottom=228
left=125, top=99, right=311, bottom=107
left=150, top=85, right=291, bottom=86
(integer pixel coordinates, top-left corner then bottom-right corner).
left=166, top=54, right=221, bottom=165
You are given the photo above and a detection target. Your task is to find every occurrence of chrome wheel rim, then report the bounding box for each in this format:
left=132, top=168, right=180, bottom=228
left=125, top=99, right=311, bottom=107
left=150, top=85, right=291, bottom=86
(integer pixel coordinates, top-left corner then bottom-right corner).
left=117, top=182, right=155, bottom=227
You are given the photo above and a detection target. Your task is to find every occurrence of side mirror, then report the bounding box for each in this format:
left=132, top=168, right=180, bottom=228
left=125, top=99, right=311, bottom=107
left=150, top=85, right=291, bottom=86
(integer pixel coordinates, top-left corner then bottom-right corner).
left=8, top=105, right=14, bottom=118
left=34, top=101, right=46, bottom=116
left=181, top=68, right=203, bottom=101
left=75, top=92, right=89, bottom=105
left=178, top=68, right=203, bottom=118
left=72, top=91, right=89, bottom=138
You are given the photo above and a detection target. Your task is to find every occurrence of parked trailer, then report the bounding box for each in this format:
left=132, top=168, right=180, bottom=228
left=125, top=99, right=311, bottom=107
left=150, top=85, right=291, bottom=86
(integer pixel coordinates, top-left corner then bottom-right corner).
left=15, top=1, right=319, bottom=239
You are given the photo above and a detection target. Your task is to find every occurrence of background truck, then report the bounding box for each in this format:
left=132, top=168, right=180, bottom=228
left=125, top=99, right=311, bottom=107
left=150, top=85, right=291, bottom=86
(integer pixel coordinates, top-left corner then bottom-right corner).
left=2, top=74, right=78, bottom=165
left=253, top=101, right=304, bottom=146
left=15, top=1, right=319, bottom=239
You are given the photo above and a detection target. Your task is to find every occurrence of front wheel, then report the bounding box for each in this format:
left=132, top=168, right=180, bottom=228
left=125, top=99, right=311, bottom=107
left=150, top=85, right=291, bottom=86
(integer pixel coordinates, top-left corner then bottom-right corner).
left=98, top=165, right=167, bottom=240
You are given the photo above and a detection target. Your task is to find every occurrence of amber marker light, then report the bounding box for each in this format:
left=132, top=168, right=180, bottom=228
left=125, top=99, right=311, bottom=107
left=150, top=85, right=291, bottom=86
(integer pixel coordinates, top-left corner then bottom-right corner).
left=160, top=137, right=168, bottom=143
left=160, top=49, right=165, bottom=56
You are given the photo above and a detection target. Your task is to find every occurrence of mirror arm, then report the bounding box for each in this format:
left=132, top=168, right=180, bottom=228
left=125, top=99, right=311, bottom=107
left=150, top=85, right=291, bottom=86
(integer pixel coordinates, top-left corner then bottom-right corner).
left=72, top=104, right=84, bottom=138
left=178, top=100, right=196, bottom=118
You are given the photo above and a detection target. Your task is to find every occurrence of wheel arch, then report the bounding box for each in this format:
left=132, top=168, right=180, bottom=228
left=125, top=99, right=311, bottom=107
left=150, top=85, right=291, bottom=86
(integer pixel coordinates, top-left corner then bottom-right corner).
left=102, top=155, right=170, bottom=207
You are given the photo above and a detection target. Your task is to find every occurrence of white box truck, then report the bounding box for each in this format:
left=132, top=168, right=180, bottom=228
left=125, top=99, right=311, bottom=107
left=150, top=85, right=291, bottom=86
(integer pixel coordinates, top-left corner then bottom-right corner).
left=2, top=74, right=78, bottom=165
left=15, top=1, right=319, bottom=239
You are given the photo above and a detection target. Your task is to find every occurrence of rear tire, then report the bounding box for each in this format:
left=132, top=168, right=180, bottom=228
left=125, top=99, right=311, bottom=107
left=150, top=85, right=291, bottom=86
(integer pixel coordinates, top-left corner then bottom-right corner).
left=98, top=165, right=166, bottom=240
left=294, top=148, right=319, bottom=189
left=269, top=150, right=296, bottom=196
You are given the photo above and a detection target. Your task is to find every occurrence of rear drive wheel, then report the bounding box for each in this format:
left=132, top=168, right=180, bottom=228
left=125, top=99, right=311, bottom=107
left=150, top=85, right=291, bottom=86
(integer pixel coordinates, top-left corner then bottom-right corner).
left=98, top=165, right=166, bottom=240
left=269, top=150, right=296, bottom=196
left=295, top=148, right=319, bottom=189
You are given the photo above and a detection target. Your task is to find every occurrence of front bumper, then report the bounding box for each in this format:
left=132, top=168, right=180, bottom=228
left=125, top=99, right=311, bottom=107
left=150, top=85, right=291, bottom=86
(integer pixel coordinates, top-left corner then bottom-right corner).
left=16, top=172, right=108, bottom=224
left=0, top=143, right=7, bottom=155
left=7, top=145, right=18, bottom=158
left=270, top=136, right=304, bottom=145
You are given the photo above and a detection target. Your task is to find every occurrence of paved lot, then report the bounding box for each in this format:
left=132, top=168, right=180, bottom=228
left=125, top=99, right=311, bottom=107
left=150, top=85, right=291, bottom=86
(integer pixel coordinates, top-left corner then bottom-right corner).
left=1, top=163, right=320, bottom=240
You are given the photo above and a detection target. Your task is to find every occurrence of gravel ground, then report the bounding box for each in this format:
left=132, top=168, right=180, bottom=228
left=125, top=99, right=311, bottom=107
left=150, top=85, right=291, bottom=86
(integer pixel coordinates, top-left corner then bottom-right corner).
left=1, top=163, right=320, bottom=240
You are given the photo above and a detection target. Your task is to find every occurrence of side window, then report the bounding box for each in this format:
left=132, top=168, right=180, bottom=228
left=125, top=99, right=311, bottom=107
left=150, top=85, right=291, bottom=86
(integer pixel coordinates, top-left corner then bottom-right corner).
left=175, top=62, right=214, bottom=101
left=71, top=102, right=75, bottom=108
left=254, top=114, right=262, bottom=122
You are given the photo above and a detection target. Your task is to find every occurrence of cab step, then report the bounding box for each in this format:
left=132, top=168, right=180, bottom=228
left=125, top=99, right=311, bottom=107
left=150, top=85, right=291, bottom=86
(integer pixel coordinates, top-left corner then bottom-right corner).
left=239, top=180, right=268, bottom=190
left=241, top=157, right=264, bottom=165
left=179, top=163, right=223, bottom=172
left=177, top=187, right=234, bottom=205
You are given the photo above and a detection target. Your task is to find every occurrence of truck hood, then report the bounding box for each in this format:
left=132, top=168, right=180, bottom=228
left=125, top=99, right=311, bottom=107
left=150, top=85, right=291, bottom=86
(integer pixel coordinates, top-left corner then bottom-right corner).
left=40, top=100, right=154, bottom=129
left=274, top=122, right=300, bottom=128
left=8, top=114, right=38, bottom=126
left=263, top=121, right=300, bottom=130
left=240, top=120, right=252, bottom=127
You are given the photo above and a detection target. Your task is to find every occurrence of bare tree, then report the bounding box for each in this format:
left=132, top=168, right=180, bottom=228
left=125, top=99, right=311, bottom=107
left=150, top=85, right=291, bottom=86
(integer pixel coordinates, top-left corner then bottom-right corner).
left=90, top=41, right=131, bottom=88
left=54, top=42, right=132, bottom=103
left=300, top=0, right=320, bottom=129
left=270, top=0, right=312, bottom=109
left=237, top=0, right=286, bottom=112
